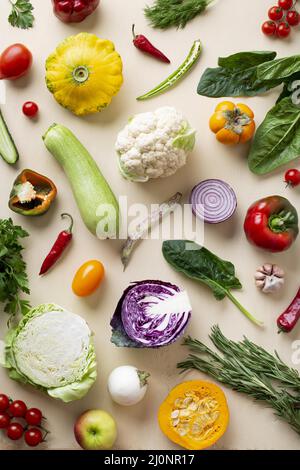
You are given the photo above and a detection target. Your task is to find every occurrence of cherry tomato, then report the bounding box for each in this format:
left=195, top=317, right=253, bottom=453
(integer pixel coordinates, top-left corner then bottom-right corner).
left=7, top=422, right=24, bottom=440
left=9, top=400, right=27, bottom=418
left=25, top=408, right=42, bottom=426
left=285, top=169, right=300, bottom=187
left=262, top=20, right=277, bottom=35
left=0, top=394, right=10, bottom=411
left=0, top=412, right=10, bottom=429
left=278, top=0, right=293, bottom=9
left=286, top=10, right=300, bottom=26
left=24, top=428, right=43, bottom=447
left=0, top=44, right=32, bottom=80
left=268, top=6, right=283, bottom=20
left=277, top=22, right=291, bottom=37
left=72, top=260, right=105, bottom=297
left=22, top=101, right=39, bottom=117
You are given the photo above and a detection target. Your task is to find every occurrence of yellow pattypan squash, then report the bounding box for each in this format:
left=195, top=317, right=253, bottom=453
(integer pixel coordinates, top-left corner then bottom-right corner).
left=45, top=33, right=123, bottom=116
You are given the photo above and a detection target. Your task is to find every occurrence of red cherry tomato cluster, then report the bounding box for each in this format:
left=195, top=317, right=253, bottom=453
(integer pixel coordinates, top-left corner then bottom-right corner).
left=262, top=0, right=299, bottom=38
left=284, top=168, right=300, bottom=187
left=0, top=393, right=48, bottom=447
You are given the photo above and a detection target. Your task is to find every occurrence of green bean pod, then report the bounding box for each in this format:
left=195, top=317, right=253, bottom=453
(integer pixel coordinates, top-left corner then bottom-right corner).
left=137, top=39, right=202, bottom=101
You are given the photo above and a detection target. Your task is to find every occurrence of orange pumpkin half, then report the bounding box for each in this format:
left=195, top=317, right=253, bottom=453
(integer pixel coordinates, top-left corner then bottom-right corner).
left=158, top=380, right=229, bottom=450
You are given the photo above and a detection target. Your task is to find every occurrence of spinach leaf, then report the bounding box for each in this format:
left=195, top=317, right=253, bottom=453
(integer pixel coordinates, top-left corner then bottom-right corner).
left=257, top=55, right=300, bottom=82
left=197, top=66, right=280, bottom=97
left=162, top=240, right=262, bottom=326
left=276, top=73, right=300, bottom=104
left=248, top=97, right=300, bottom=174
left=162, top=240, right=241, bottom=300
left=218, top=51, right=277, bottom=70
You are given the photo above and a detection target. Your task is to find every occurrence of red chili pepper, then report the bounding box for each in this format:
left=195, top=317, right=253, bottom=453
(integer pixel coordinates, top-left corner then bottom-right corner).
left=132, top=25, right=170, bottom=63
left=243, top=195, right=299, bottom=252
left=277, top=287, right=300, bottom=333
left=39, top=213, right=73, bottom=275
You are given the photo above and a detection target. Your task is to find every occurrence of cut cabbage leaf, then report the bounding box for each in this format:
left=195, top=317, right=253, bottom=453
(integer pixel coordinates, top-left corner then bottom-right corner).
left=1, top=303, right=97, bottom=402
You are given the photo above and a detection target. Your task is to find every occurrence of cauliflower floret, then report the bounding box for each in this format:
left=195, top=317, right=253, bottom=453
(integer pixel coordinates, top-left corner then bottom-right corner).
left=115, top=107, right=196, bottom=182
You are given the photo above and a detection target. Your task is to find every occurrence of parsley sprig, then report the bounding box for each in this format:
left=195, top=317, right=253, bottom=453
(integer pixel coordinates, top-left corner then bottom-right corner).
left=144, top=0, right=214, bottom=29
left=8, top=0, right=34, bottom=29
left=0, top=219, right=31, bottom=319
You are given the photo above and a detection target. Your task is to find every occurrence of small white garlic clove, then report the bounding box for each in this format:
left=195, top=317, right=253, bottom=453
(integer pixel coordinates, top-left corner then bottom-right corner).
left=254, top=263, right=285, bottom=294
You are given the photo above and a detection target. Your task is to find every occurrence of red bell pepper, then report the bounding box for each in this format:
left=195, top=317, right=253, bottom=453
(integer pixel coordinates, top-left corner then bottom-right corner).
left=244, top=195, right=298, bottom=252
left=52, top=0, right=100, bottom=23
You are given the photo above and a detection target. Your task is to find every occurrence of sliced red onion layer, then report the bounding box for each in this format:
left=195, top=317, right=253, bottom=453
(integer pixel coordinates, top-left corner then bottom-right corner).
left=190, top=179, right=237, bottom=224
left=120, top=280, right=192, bottom=347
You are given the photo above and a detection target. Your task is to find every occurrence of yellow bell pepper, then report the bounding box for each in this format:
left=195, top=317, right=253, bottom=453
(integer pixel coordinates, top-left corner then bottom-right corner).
left=209, top=101, right=256, bottom=145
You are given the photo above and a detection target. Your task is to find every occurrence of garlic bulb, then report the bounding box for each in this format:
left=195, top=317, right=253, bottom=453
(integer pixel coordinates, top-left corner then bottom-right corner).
left=255, top=264, right=284, bottom=294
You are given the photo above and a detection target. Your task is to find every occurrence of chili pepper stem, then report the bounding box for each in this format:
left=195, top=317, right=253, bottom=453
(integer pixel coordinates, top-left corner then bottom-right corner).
left=132, top=24, right=137, bottom=39
left=226, top=291, right=264, bottom=326
left=61, top=213, right=74, bottom=234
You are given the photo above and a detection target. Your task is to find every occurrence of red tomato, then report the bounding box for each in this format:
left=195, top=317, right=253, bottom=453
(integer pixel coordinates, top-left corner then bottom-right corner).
left=285, top=169, right=300, bottom=187
left=9, top=400, right=27, bottom=417
left=278, top=0, right=293, bottom=9
left=286, top=10, right=300, bottom=26
left=277, top=22, right=291, bottom=37
left=0, top=412, right=10, bottom=429
left=25, top=408, right=42, bottom=426
left=24, top=428, right=43, bottom=447
left=262, top=20, right=277, bottom=35
left=22, top=101, right=39, bottom=117
left=268, top=6, right=283, bottom=20
left=72, top=260, right=105, bottom=297
left=0, top=394, right=10, bottom=411
left=0, top=44, right=32, bottom=80
left=7, top=423, right=24, bottom=440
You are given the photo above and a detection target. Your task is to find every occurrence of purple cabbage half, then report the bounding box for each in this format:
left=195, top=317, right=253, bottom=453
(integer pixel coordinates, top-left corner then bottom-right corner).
left=110, top=280, right=192, bottom=348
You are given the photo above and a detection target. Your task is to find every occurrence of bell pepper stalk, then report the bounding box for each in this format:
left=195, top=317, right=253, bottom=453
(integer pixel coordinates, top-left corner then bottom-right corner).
left=244, top=195, right=298, bottom=252
left=9, top=169, right=57, bottom=216
left=51, top=0, right=100, bottom=23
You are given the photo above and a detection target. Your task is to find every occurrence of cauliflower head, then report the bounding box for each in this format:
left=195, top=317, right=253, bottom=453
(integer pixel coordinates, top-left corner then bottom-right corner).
left=115, top=107, right=196, bottom=182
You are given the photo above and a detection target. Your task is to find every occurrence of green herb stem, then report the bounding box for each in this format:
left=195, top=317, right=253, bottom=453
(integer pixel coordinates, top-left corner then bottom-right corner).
left=226, top=290, right=263, bottom=327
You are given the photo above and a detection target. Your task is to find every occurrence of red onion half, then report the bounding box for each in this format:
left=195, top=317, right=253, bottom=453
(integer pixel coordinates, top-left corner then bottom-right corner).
left=190, top=179, right=237, bottom=224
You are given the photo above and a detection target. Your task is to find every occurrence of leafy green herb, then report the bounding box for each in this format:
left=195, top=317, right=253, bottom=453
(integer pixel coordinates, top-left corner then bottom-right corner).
left=0, top=219, right=30, bottom=319
left=248, top=97, right=300, bottom=174
left=162, top=240, right=262, bottom=326
left=178, top=326, right=300, bottom=435
left=197, top=51, right=280, bottom=97
left=256, top=55, right=300, bottom=82
left=8, top=0, right=34, bottom=29
left=144, top=0, right=214, bottom=29
left=218, top=51, right=277, bottom=70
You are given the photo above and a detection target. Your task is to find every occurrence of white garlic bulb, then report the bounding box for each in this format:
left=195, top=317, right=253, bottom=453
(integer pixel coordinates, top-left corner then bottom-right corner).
left=255, top=264, right=284, bottom=294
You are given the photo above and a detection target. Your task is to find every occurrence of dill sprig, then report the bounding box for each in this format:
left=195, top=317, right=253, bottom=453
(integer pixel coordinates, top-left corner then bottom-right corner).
left=178, top=326, right=300, bottom=435
left=144, top=0, right=215, bottom=29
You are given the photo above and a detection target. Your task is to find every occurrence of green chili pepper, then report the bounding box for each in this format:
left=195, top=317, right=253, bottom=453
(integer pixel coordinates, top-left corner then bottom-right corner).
left=137, top=39, right=202, bottom=101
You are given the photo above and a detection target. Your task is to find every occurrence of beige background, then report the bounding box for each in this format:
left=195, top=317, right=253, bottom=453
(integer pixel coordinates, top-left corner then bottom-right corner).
left=0, top=0, right=300, bottom=450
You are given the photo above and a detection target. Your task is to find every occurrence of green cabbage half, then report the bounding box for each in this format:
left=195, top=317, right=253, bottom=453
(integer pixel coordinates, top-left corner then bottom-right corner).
left=0, top=303, right=97, bottom=403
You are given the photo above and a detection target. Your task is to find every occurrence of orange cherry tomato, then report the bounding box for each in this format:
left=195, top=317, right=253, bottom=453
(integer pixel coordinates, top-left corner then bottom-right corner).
left=72, top=260, right=105, bottom=297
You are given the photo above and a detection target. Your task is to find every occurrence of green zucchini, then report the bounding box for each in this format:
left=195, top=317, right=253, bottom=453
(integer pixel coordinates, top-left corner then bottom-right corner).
left=0, top=108, right=19, bottom=164
left=43, top=124, right=120, bottom=238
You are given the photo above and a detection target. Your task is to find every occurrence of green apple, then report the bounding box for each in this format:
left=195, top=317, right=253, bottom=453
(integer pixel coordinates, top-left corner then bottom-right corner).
left=74, top=409, right=117, bottom=450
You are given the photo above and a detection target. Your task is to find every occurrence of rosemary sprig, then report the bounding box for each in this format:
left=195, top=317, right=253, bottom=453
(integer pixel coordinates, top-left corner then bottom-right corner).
left=178, top=326, right=300, bottom=435
left=144, top=0, right=215, bottom=30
